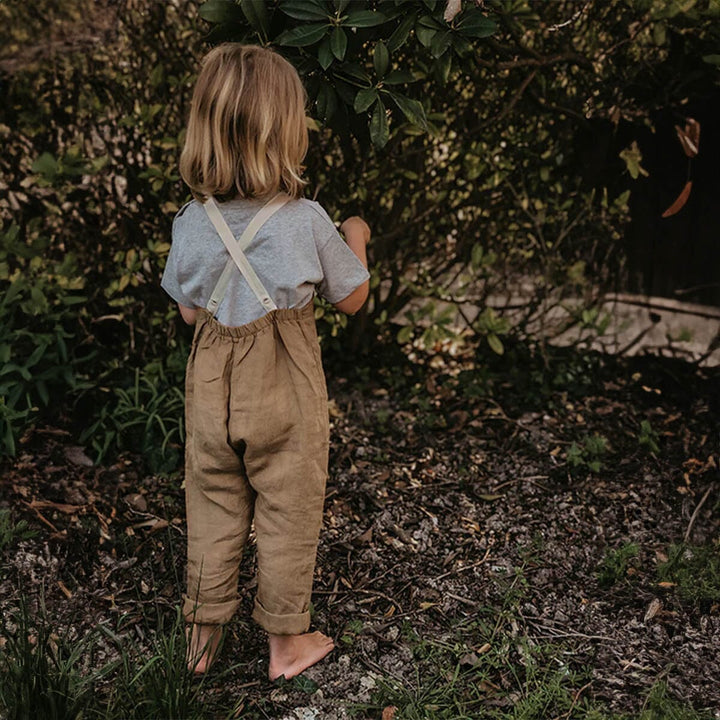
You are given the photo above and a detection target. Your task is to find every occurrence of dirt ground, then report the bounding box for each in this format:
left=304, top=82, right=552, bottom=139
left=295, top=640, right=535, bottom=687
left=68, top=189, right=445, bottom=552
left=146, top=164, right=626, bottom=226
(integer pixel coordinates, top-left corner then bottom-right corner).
left=1, top=342, right=719, bottom=718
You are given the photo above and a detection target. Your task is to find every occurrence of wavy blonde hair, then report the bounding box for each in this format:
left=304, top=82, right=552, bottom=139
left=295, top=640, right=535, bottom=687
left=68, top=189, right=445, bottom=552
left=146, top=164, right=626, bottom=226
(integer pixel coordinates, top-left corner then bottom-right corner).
left=179, top=43, right=308, bottom=202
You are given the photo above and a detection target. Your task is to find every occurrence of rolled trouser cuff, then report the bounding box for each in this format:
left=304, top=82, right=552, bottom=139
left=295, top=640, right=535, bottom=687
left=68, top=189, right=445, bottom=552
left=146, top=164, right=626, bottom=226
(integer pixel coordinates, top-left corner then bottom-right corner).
left=182, top=594, right=238, bottom=626
left=252, top=598, right=311, bottom=635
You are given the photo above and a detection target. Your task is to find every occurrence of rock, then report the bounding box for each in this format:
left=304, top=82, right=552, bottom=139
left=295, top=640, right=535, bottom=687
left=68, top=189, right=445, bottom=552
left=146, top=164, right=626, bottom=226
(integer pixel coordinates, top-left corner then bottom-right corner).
left=64, top=446, right=94, bottom=467
left=124, top=493, right=147, bottom=512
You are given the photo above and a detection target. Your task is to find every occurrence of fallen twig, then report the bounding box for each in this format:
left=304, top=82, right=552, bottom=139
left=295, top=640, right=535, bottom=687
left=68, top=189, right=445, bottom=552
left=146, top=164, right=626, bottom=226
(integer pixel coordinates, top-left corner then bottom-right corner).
left=684, top=483, right=714, bottom=543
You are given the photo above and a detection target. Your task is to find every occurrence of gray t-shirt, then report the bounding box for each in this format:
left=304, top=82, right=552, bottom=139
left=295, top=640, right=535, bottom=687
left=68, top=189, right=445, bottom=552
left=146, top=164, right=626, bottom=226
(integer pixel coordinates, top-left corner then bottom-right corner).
left=160, top=196, right=370, bottom=326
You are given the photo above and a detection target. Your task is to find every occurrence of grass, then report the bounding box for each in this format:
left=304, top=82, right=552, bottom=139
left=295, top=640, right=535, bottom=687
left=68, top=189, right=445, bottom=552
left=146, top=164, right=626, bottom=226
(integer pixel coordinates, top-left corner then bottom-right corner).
left=657, top=540, right=720, bottom=610
left=78, top=361, right=186, bottom=473
left=0, top=597, right=110, bottom=720
left=351, top=605, right=601, bottom=720
left=596, top=542, right=640, bottom=589
left=0, top=509, right=37, bottom=553
left=2, top=599, right=713, bottom=720
left=583, top=681, right=718, bottom=719
left=1, top=518, right=716, bottom=719
left=0, top=537, right=717, bottom=720
left=0, top=598, right=254, bottom=720
left=348, top=556, right=717, bottom=720
left=352, top=617, right=716, bottom=720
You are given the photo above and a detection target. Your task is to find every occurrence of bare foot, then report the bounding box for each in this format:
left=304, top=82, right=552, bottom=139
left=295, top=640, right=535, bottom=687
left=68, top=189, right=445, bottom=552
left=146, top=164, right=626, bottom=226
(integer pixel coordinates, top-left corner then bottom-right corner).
left=268, top=631, right=334, bottom=681
left=185, top=623, right=223, bottom=674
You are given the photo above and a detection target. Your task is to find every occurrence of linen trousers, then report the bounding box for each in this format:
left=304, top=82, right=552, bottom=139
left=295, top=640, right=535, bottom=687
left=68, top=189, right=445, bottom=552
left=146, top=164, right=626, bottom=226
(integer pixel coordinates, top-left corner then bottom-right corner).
left=182, top=299, right=329, bottom=635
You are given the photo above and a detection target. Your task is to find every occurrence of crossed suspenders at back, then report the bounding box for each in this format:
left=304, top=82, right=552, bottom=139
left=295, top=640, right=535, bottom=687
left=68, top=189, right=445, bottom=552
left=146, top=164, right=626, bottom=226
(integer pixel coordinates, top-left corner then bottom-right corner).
left=202, top=193, right=291, bottom=317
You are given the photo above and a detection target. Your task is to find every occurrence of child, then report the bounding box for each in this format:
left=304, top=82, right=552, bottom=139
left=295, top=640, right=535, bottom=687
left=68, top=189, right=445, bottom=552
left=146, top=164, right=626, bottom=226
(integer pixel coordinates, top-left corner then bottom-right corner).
left=160, top=43, right=370, bottom=680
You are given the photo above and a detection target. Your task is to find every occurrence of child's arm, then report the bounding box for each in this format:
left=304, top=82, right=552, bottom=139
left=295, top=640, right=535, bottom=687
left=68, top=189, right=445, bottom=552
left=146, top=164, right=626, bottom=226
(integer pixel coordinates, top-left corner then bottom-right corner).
left=333, top=216, right=370, bottom=315
left=178, top=303, right=198, bottom=325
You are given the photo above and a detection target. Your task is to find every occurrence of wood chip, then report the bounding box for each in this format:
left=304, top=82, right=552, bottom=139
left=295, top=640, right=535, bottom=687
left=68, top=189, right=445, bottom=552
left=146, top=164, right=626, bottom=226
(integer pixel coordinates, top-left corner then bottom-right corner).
left=644, top=597, right=662, bottom=623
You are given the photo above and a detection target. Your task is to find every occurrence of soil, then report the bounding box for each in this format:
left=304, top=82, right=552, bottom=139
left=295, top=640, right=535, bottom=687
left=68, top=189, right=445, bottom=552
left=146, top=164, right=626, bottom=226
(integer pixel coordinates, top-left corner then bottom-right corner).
left=1, top=342, right=719, bottom=719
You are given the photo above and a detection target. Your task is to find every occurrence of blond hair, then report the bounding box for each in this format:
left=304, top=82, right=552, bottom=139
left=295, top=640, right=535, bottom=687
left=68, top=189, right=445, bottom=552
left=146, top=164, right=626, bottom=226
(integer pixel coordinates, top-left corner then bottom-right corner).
left=179, top=43, right=308, bottom=202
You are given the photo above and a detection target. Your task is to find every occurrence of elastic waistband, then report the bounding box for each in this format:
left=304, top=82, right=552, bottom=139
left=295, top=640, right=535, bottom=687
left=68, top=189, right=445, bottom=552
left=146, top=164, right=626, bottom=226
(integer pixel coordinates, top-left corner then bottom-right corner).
left=195, top=299, right=315, bottom=339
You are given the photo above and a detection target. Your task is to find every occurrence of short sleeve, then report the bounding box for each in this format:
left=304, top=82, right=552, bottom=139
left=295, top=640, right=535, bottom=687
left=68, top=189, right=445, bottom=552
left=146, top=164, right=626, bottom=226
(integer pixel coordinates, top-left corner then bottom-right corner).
left=312, top=211, right=370, bottom=304
left=160, top=204, right=197, bottom=308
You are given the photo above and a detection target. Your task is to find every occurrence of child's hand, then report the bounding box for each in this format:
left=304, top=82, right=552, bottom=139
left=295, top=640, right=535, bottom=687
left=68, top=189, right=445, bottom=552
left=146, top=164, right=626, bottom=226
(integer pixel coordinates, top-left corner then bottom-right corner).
left=340, top=216, right=371, bottom=244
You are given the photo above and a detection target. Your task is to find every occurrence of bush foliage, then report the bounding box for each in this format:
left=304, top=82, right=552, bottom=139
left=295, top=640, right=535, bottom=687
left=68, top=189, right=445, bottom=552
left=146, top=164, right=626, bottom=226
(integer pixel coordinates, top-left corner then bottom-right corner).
left=0, top=0, right=718, bottom=460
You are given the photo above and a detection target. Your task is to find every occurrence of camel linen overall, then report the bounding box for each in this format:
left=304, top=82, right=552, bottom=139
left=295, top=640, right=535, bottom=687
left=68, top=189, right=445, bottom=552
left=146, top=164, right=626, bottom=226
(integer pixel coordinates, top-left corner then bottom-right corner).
left=182, top=194, right=330, bottom=635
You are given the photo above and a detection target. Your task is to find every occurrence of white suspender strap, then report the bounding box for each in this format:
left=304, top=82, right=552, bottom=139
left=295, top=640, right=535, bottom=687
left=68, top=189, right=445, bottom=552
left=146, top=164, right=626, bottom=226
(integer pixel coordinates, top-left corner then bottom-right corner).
left=203, top=193, right=291, bottom=315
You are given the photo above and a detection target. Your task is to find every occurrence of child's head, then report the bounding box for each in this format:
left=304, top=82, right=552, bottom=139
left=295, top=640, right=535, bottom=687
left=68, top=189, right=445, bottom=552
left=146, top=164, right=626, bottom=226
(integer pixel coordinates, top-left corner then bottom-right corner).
left=180, top=43, right=308, bottom=202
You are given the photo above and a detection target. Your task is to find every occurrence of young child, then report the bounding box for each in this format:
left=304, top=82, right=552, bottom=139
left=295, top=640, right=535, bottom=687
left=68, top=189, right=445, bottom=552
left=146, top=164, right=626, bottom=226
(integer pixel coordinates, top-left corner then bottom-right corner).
left=160, top=43, right=370, bottom=680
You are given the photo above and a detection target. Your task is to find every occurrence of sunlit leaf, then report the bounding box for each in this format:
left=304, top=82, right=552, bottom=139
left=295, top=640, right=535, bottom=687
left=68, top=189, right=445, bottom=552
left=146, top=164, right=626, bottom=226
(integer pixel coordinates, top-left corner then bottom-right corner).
left=487, top=333, right=504, bottom=355
left=397, top=325, right=413, bottom=344
left=619, top=141, right=649, bottom=179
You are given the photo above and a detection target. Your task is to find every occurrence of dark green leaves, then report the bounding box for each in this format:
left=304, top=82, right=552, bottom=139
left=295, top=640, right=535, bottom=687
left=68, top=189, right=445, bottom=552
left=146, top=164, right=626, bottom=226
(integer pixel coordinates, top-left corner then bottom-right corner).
left=345, top=10, right=388, bottom=28
left=334, top=63, right=372, bottom=86
left=316, top=82, right=338, bottom=120
left=374, top=41, right=389, bottom=78
left=435, top=50, right=452, bottom=83
left=415, top=8, right=497, bottom=54
left=415, top=14, right=444, bottom=48
left=430, top=29, right=452, bottom=57
left=331, top=27, right=347, bottom=60
left=456, top=9, right=497, bottom=38
left=276, top=22, right=329, bottom=46
left=280, top=0, right=329, bottom=21
left=354, top=87, right=378, bottom=113
left=370, top=98, right=389, bottom=148
left=387, top=14, right=416, bottom=52
left=387, top=91, right=427, bottom=130
left=318, top=38, right=334, bottom=69
left=383, top=69, right=415, bottom=85
left=199, top=0, right=245, bottom=23
left=240, top=0, right=270, bottom=36
left=197, top=0, right=484, bottom=148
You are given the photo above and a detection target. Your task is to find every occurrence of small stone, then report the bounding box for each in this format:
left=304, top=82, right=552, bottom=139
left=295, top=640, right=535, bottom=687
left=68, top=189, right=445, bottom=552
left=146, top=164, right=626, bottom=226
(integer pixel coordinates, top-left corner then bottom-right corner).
left=124, top=493, right=147, bottom=512
left=64, top=446, right=94, bottom=467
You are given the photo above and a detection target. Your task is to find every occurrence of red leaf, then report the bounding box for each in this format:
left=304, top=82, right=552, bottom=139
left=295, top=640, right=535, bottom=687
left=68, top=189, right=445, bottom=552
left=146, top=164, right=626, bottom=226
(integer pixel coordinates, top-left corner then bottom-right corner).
left=662, top=180, right=692, bottom=218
